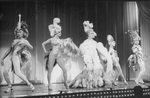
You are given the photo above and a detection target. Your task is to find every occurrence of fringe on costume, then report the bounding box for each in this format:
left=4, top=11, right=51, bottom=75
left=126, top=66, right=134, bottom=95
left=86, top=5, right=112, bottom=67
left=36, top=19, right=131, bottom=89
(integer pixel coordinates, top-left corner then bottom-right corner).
left=128, top=54, right=138, bottom=72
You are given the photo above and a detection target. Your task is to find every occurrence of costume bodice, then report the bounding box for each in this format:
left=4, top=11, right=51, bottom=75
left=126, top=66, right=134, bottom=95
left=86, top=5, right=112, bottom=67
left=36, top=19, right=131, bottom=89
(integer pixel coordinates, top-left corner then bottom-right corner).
left=132, top=45, right=142, bottom=54
left=50, top=37, right=62, bottom=46
left=50, top=37, right=62, bottom=56
left=80, top=39, right=97, bottom=55
left=11, top=39, right=26, bottom=55
left=132, top=45, right=143, bottom=60
left=80, top=39, right=103, bottom=70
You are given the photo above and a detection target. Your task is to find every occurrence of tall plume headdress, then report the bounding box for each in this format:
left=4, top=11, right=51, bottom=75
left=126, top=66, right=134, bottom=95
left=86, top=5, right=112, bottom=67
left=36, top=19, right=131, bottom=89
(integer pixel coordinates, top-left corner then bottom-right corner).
left=48, top=18, right=62, bottom=37
left=14, top=14, right=29, bottom=39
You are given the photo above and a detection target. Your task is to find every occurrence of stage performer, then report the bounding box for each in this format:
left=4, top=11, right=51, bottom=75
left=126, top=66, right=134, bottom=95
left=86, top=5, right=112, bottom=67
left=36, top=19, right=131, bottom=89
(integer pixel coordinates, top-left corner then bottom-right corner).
left=42, top=18, right=79, bottom=90
left=1, top=14, right=34, bottom=93
left=69, top=21, right=115, bottom=88
left=127, top=30, right=145, bottom=85
left=107, top=35, right=128, bottom=85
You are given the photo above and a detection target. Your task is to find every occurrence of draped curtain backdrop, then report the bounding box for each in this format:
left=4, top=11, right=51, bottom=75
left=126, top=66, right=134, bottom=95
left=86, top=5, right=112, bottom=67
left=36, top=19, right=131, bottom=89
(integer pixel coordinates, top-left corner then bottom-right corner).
left=137, top=2, right=150, bottom=81
left=1, top=1, right=149, bottom=84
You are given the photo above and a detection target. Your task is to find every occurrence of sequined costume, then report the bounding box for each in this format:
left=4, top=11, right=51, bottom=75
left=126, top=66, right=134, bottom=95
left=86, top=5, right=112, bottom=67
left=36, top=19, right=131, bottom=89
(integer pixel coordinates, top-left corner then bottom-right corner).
left=2, top=25, right=31, bottom=71
left=42, top=18, right=79, bottom=90
left=127, top=30, right=145, bottom=85
left=1, top=14, right=34, bottom=93
left=44, top=37, right=79, bottom=70
left=128, top=30, right=143, bottom=72
left=128, top=44, right=143, bottom=72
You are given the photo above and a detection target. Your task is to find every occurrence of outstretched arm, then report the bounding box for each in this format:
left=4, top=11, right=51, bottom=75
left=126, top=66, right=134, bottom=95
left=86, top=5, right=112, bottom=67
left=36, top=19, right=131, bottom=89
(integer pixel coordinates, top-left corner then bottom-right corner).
left=23, top=39, right=33, bottom=49
left=42, top=38, right=51, bottom=53
left=108, top=47, right=113, bottom=54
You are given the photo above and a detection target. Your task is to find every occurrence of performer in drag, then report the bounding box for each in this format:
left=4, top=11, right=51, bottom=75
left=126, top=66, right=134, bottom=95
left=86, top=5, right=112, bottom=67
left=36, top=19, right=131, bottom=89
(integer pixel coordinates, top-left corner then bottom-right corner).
left=69, top=21, right=114, bottom=88
left=127, top=30, right=145, bottom=85
left=42, top=18, right=79, bottom=90
left=107, top=35, right=128, bottom=85
left=1, top=14, right=34, bottom=93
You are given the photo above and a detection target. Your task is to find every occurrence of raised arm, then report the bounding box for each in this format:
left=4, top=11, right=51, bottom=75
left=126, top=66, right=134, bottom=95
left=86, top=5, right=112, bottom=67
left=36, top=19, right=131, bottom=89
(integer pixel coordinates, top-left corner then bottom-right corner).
left=42, top=38, right=51, bottom=53
left=108, top=47, right=113, bottom=55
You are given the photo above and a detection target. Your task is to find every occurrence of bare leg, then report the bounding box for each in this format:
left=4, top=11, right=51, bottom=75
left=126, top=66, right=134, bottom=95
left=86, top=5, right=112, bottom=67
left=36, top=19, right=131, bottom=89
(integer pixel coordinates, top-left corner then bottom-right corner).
left=57, top=57, right=69, bottom=89
left=47, top=52, right=55, bottom=90
left=3, top=57, right=13, bottom=93
left=72, top=79, right=82, bottom=88
left=69, top=70, right=86, bottom=87
left=105, top=55, right=113, bottom=74
left=135, top=59, right=145, bottom=85
left=12, top=55, right=34, bottom=91
left=117, top=66, right=128, bottom=84
left=113, top=69, right=120, bottom=85
left=114, top=60, right=128, bottom=85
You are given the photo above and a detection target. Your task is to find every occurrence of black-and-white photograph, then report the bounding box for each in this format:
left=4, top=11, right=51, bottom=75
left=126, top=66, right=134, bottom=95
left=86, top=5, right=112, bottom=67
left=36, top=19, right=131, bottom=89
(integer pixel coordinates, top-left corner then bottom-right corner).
left=0, top=0, right=150, bottom=98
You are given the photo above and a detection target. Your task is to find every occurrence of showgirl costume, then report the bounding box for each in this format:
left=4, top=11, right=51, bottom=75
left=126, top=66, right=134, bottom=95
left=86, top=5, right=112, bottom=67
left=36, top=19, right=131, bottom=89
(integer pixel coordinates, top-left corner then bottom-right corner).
left=69, top=21, right=109, bottom=88
left=127, top=30, right=145, bottom=84
left=2, top=20, right=31, bottom=71
left=107, top=35, right=119, bottom=63
left=44, top=21, right=79, bottom=71
left=107, top=35, right=127, bottom=85
left=128, top=30, right=143, bottom=72
left=128, top=45, right=143, bottom=72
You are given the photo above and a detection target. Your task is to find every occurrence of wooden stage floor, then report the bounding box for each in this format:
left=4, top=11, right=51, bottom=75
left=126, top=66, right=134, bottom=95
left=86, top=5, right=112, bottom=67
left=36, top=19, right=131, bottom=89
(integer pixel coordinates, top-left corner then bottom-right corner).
left=0, top=81, right=150, bottom=98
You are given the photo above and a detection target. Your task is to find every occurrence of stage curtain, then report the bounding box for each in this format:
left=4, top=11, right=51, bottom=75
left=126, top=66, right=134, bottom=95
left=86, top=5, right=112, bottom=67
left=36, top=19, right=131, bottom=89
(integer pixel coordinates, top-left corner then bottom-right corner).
left=137, top=2, right=150, bottom=19
left=137, top=2, right=150, bottom=81
left=0, top=1, right=142, bottom=84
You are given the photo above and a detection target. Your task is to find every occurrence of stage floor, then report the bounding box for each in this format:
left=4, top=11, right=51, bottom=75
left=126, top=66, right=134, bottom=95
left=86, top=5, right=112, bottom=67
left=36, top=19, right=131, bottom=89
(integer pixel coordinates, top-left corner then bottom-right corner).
left=0, top=81, right=150, bottom=98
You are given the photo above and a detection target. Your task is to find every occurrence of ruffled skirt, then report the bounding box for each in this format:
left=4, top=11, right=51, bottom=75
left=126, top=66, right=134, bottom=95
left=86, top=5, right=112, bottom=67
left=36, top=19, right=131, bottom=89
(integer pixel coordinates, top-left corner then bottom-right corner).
left=69, top=69, right=104, bottom=88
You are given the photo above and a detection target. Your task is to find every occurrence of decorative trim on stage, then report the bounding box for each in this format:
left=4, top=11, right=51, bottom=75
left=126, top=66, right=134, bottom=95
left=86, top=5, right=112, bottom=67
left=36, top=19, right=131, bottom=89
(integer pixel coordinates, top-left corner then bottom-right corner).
left=9, top=87, right=150, bottom=98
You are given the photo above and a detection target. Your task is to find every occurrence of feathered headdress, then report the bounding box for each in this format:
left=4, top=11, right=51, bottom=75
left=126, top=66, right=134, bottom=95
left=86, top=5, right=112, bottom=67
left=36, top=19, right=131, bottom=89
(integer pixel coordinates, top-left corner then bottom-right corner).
left=127, top=30, right=141, bottom=44
left=48, top=18, right=61, bottom=37
left=53, top=18, right=60, bottom=24
left=83, top=20, right=97, bottom=36
left=83, top=21, right=93, bottom=33
left=14, top=14, right=29, bottom=39
left=107, top=35, right=116, bottom=46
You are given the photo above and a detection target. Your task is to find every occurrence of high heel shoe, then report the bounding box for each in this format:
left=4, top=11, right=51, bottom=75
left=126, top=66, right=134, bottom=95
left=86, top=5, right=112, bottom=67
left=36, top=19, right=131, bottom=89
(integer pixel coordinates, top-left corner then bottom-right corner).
left=135, top=79, right=140, bottom=85
left=139, top=79, right=144, bottom=84
left=112, top=82, right=117, bottom=86
left=124, top=80, right=128, bottom=85
left=29, top=83, right=35, bottom=92
left=4, top=86, right=13, bottom=93
left=48, top=84, right=52, bottom=91
left=64, top=83, right=69, bottom=89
